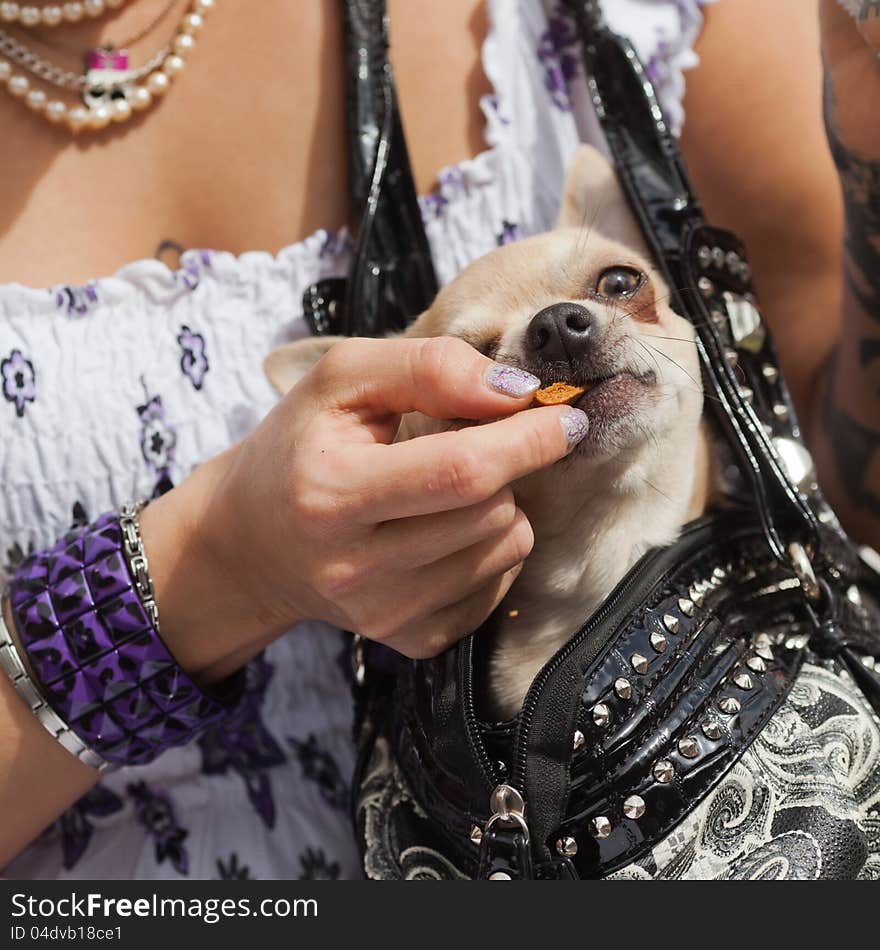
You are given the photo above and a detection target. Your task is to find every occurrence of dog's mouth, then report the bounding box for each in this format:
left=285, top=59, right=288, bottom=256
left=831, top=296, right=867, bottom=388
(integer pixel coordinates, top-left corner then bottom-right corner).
left=546, top=368, right=659, bottom=454
left=542, top=368, right=657, bottom=411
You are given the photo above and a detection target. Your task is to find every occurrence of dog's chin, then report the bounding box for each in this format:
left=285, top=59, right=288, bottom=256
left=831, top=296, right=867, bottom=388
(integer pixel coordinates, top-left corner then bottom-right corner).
left=563, top=369, right=659, bottom=458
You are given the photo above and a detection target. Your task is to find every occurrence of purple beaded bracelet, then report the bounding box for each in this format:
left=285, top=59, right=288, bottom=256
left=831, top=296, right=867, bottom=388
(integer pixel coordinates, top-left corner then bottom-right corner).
left=9, top=509, right=243, bottom=767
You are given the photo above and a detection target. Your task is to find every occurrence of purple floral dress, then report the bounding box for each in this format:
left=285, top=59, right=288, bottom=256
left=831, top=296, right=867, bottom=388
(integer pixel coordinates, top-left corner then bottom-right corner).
left=0, top=0, right=711, bottom=880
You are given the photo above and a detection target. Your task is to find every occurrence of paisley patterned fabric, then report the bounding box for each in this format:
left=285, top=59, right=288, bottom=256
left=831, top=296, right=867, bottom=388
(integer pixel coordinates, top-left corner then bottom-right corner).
left=1, top=0, right=712, bottom=879
left=356, top=662, right=880, bottom=879
left=611, top=663, right=880, bottom=880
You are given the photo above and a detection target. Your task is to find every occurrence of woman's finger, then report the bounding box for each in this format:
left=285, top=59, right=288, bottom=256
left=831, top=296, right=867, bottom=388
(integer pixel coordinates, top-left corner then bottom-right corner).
left=343, top=403, right=588, bottom=522
left=382, top=565, right=522, bottom=660
left=305, top=336, right=542, bottom=435
left=395, top=509, right=533, bottom=619
left=371, top=488, right=518, bottom=568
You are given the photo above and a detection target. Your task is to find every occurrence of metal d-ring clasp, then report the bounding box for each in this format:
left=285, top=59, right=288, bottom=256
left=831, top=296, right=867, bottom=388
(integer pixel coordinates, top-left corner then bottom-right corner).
left=788, top=541, right=820, bottom=602
left=484, top=784, right=530, bottom=845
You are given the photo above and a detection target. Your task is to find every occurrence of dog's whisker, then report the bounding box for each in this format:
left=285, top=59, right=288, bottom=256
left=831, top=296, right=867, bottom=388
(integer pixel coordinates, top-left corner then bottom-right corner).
left=643, top=334, right=700, bottom=344
left=639, top=339, right=702, bottom=390
left=640, top=476, right=674, bottom=504
left=633, top=337, right=663, bottom=377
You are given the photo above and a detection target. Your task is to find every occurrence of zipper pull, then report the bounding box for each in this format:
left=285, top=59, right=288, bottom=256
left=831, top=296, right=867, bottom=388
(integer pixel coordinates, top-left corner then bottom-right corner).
left=476, top=784, right=534, bottom=880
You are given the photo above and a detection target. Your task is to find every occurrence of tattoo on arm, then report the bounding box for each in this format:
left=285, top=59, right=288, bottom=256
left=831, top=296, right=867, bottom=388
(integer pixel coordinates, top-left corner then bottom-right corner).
left=825, top=88, right=880, bottom=328
left=821, top=353, right=880, bottom=518
left=839, top=1, right=880, bottom=21
left=822, top=78, right=880, bottom=518
left=861, top=338, right=880, bottom=371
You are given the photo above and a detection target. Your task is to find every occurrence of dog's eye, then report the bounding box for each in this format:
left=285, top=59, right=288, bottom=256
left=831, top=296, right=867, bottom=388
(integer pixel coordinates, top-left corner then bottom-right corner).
left=595, top=266, right=642, bottom=298
left=467, top=335, right=501, bottom=359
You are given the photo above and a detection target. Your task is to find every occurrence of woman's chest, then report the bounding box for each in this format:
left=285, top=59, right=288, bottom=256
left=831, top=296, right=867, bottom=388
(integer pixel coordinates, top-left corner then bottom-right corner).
left=0, top=0, right=490, bottom=287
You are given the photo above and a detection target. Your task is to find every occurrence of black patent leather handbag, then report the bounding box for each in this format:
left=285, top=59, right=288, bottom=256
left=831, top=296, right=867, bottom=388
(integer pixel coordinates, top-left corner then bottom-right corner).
left=316, top=0, right=880, bottom=879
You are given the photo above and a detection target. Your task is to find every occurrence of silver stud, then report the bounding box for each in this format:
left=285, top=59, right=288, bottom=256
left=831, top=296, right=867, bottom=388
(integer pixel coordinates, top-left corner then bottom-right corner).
left=772, top=437, right=816, bottom=492
left=470, top=825, right=483, bottom=845
left=653, top=759, right=675, bottom=784
left=614, top=677, right=632, bottom=701
left=724, top=347, right=739, bottom=369
left=846, top=585, right=863, bottom=607
left=678, top=736, right=699, bottom=758
left=739, top=261, right=751, bottom=282
left=689, top=585, right=705, bottom=607
left=711, top=308, right=728, bottom=331
left=711, top=246, right=726, bottom=269
left=762, top=363, right=779, bottom=385
left=734, top=672, right=753, bottom=690
left=556, top=835, right=578, bottom=857
left=754, top=643, right=774, bottom=661
left=650, top=631, right=668, bottom=654
left=763, top=422, right=775, bottom=437
left=740, top=386, right=754, bottom=405
left=697, top=245, right=712, bottom=269
left=573, top=729, right=586, bottom=751
left=862, top=655, right=877, bottom=671
left=678, top=597, right=695, bottom=617
left=713, top=566, right=727, bottom=582
left=753, top=632, right=772, bottom=650
left=701, top=719, right=722, bottom=740
left=773, top=402, right=789, bottom=422
left=698, top=276, right=715, bottom=298
left=746, top=655, right=766, bottom=673
left=623, top=795, right=646, bottom=820
left=631, top=653, right=649, bottom=675
left=724, top=292, right=766, bottom=353
left=663, top=614, right=680, bottom=634
left=719, top=696, right=741, bottom=715
left=591, top=816, right=612, bottom=838
left=489, top=871, right=512, bottom=880
left=593, top=702, right=611, bottom=727
left=725, top=250, right=741, bottom=274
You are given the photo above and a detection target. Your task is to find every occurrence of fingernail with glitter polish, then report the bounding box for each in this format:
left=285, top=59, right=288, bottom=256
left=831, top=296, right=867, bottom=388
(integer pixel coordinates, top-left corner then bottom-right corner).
left=485, top=363, right=541, bottom=398
left=560, top=407, right=589, bottom=450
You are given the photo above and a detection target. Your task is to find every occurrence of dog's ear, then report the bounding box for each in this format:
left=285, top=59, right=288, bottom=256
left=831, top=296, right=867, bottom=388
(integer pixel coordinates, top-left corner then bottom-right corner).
left=263, top=336, right=345, bottom=395
left=556, top=144, right=650, bottom=256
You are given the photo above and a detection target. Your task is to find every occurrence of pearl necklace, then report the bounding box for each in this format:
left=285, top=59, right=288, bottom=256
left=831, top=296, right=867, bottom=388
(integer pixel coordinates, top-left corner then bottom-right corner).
left=0, top=0, right=213, bottom=132
left=0, top=1, right=129, bottom=29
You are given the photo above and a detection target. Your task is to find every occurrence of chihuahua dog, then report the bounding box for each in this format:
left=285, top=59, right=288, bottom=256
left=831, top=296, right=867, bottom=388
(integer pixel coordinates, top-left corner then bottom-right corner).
left=266, top=146, right=714, bottom=719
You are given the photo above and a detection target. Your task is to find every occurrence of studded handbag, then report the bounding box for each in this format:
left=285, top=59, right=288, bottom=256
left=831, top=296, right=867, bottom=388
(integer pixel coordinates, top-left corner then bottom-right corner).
left=315, top=1, right=880, bottom=879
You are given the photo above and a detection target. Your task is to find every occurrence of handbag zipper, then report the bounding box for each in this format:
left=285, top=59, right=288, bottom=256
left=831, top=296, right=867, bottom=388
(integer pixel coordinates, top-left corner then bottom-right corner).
left=464, top=514, right=765, bottom=843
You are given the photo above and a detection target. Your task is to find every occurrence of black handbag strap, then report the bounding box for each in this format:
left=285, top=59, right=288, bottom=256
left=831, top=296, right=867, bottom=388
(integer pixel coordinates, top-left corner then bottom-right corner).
left=302, top=0, right=438, bottom=339
left=564, top=1, right=830, bottom=578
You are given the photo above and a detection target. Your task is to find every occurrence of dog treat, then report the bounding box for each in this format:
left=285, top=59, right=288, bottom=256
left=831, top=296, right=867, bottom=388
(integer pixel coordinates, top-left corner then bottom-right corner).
left=532, top=382, right=588, bottom=406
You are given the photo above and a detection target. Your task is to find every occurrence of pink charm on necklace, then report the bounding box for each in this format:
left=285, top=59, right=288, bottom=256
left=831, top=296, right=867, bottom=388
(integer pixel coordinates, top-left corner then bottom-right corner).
left=83, top=48, right=133, bottom=111
left=86, top=48, right=130, bottom=74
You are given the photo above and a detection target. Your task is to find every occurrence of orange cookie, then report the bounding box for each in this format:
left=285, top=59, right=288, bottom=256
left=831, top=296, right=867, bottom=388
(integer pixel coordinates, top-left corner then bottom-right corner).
left=532, top=382, right=588, bottom=406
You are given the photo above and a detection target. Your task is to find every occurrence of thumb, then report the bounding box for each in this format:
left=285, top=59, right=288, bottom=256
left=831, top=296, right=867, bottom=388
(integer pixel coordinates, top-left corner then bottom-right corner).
left=306, top=335, right=543, bottom=427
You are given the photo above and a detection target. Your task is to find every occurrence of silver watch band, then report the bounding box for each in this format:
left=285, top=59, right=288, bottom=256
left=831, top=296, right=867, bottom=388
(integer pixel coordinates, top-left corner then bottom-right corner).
left=0, top=594, right=113, bottom=773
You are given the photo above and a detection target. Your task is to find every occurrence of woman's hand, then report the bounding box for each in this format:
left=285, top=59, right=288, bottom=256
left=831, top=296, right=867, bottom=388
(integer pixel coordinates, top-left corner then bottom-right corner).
left=142, top=336, right=587, bottom=679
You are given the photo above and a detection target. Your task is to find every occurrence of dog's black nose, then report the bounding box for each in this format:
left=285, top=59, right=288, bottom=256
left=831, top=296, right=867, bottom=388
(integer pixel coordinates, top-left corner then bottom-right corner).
left=525, top=303, right=595, bottom=363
